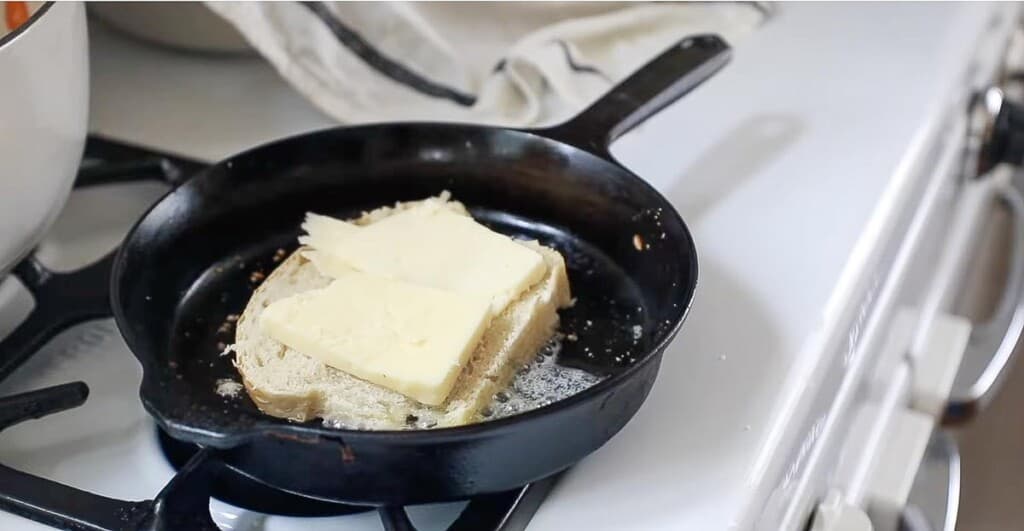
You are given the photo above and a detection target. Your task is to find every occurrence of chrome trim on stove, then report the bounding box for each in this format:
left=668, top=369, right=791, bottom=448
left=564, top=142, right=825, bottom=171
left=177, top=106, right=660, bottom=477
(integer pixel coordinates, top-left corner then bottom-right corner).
left=945, top=180, right=1024, bottom=423
left=900, top=431, right=960, bottom=531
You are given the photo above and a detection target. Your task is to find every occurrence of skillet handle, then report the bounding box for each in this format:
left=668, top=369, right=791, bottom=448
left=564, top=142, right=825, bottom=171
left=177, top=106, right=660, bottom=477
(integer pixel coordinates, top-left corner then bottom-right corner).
left=541, top=34, right=731, bottom=157
left=0, top=253, right=115, bottom=382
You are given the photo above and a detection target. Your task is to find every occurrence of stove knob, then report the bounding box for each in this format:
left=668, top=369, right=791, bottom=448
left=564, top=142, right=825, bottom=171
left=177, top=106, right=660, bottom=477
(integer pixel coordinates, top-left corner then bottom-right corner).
left=977, top=86, right=1024, bottom=174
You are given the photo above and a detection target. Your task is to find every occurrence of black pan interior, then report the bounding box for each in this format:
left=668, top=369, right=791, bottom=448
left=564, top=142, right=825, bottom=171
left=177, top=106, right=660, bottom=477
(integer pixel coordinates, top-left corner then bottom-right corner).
left=113, top=123, right=696, bottom=446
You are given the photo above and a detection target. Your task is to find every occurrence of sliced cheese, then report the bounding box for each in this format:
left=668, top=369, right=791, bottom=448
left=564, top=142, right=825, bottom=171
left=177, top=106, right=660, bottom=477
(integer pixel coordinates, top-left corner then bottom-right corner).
left=260, top=269, right=493, bottom=406
left=302, top=204, right=547, bottom=314
left=299, top=213, right=360, bottom=248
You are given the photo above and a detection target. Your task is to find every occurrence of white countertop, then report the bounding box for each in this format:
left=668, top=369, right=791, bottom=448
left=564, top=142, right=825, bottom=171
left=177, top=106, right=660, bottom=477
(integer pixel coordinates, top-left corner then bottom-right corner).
left=86, top=3, right=1010, bottom=529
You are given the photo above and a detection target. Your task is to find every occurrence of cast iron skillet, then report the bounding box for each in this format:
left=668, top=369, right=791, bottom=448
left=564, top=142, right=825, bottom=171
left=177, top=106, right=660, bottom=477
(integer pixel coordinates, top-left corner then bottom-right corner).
left=111, top=35, right=730, bottom=507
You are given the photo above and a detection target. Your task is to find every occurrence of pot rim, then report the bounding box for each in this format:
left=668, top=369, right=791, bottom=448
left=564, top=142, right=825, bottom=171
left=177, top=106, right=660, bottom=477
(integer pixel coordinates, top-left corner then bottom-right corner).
left=0, top=1, right=54, bottom=50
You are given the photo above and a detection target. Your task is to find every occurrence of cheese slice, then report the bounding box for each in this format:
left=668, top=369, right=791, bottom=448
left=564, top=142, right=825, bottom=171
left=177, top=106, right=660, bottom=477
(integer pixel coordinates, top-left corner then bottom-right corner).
left=299, top=213, right=360, bottom=246
left=260, top=269, right=493, bottom=406
left=300, top=205, right=546, bottom=315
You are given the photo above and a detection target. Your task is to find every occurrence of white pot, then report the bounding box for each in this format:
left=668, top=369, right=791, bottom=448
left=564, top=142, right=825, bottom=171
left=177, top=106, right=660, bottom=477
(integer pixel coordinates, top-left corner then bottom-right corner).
left=0, top=2, right=89, bottom=274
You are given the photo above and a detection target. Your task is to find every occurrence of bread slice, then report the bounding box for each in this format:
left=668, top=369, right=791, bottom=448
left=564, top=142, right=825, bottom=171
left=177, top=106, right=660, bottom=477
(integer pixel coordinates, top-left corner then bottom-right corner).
left=232, top=197, right=571, bottom=429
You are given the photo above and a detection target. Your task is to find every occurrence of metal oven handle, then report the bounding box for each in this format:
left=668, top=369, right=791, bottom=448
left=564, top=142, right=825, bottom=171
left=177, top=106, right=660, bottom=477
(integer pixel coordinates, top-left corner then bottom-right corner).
left=944, top=180, right=1024, bottom=424
left=900, top=431, right=960, bottom=531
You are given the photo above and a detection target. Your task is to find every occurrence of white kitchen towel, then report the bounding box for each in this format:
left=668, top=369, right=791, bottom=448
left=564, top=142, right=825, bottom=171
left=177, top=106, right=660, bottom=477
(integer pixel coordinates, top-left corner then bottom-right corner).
left=207, top=2, right=767, bottom=126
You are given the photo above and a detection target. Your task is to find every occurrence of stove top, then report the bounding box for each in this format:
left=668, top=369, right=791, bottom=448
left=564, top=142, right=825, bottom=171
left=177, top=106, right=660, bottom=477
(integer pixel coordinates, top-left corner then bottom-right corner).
left=2, top=2, right=1020, bottom=529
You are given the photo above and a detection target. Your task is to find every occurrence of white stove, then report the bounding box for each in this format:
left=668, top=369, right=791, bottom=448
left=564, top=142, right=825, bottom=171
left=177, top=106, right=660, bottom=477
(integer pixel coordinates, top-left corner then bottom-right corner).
left=2, top=2, right=1023, bottom=530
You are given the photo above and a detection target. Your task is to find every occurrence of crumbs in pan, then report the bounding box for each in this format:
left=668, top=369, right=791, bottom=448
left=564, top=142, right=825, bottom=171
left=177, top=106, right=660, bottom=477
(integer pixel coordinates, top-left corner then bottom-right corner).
left=215, top=378, right=244, bottom=398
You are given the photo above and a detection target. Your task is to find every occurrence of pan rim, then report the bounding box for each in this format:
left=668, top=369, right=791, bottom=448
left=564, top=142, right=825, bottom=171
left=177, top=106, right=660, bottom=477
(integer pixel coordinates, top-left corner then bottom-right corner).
left=0, top=1, right=53, bottom=50
left=111, top=122, right=699, bottom=446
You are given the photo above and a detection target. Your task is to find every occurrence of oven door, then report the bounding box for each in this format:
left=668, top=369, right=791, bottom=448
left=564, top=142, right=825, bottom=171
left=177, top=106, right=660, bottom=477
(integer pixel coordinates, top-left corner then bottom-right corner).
left=806, top=164, right=1022, bottom=531
left=898, top=167, right=1024, bottom=531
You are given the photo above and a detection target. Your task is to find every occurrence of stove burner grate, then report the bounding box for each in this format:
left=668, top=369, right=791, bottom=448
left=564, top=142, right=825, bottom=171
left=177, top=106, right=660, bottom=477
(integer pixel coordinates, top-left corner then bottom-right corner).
left=157, top=427, right=370, bottom=517
left=0, top=381, right=556, bottom=531
left=0, top=136, right=558, bottom=530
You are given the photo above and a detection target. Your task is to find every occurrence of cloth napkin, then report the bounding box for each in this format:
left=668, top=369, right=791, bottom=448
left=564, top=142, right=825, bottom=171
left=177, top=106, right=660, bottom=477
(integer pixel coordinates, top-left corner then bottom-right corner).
left=207, top=2, right=767, bottom=126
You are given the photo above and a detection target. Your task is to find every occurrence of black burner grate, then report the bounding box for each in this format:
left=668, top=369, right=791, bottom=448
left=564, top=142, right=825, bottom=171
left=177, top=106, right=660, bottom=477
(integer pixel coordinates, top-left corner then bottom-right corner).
left=156, top=427, right=370, bottom=517
left=0, top=136, right=557, bottom=531
left=0, top=382, right=222, bottom=530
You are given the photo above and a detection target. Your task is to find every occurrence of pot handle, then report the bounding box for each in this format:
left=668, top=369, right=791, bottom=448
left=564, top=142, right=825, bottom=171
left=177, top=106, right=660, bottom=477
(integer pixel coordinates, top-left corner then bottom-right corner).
left=0, top=253, right=114, bottom=382
left=539, top=34, right=731, bottom=158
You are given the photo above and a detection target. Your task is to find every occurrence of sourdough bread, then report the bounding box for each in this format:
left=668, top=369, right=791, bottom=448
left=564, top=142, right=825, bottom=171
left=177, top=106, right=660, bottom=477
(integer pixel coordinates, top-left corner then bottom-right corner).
left=232, top=197, right=570, bottom=429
